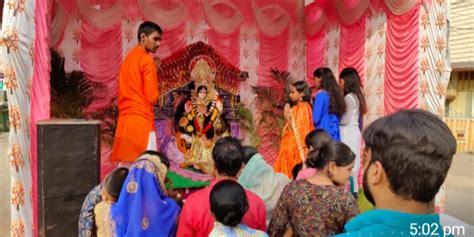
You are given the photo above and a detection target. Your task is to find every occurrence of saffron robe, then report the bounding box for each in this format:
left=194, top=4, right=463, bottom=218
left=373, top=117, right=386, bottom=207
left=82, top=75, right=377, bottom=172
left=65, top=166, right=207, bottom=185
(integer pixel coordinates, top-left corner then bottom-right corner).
left=111, top=46, right=159, bottom=162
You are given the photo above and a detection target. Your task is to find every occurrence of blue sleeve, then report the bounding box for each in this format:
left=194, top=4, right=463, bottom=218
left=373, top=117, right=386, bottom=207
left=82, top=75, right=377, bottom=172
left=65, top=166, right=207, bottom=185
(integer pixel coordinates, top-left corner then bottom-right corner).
left=312, top=92, right=328, bottom=127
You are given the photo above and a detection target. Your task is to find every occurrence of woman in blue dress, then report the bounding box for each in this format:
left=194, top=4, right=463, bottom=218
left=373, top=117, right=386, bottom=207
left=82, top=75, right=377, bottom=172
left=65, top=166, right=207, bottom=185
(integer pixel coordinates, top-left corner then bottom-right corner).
left=312, top=67, right=346, bottom=141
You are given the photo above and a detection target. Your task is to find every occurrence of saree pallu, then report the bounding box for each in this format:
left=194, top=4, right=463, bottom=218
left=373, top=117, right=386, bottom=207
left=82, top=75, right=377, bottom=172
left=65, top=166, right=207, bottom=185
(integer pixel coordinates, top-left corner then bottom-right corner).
left=274, top=102, right=314, bottom=179
left=238, top=154, right=290, bottom=226
left=111, top=156, right=180, bottom=237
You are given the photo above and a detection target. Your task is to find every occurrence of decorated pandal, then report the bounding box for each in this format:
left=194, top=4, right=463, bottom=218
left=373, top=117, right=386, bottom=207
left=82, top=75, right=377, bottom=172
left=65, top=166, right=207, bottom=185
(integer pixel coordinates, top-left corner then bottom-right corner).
left=154, top=42, right=243, bottom=186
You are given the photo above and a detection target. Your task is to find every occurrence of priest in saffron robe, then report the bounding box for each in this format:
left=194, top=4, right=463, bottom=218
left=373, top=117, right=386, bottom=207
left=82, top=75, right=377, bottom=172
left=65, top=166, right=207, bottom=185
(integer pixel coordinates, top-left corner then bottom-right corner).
left=111, top=21, right=163, bottom=163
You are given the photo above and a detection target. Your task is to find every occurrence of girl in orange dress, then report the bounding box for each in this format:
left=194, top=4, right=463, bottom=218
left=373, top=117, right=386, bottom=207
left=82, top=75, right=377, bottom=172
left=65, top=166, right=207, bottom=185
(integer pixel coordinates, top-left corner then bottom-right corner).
left=274, top=81, right=314, bottom=179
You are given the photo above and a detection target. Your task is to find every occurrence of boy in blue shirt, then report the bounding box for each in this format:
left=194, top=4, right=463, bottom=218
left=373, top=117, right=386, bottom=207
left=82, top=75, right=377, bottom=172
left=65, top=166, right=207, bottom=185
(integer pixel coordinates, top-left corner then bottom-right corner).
left=335, top=109, right=457, bottom=237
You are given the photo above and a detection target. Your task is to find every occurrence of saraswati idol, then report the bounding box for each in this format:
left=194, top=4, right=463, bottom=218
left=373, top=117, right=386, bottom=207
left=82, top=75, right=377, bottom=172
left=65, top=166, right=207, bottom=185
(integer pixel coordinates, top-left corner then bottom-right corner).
left=175, top=57, right=228, bottom=174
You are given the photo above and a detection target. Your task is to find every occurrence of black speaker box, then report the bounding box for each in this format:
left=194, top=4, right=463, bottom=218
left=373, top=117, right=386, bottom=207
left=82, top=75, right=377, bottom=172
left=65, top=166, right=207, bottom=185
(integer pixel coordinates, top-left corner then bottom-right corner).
left=37, top=120, right=101, bottom=237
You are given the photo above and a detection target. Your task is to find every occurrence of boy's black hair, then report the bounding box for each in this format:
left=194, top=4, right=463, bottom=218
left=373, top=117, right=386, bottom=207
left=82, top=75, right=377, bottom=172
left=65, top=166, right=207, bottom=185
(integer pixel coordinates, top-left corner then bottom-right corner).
left=210, top=179, right=249, bottom=227
left=137, top=21, right=163, bottom=42
left=103, top=167, right=129, bottom=200
left=242, top=146, right=258, bottom=165
left=363, top=109, right=456, bottom=202
left=212, top=137, right=243, bottom=177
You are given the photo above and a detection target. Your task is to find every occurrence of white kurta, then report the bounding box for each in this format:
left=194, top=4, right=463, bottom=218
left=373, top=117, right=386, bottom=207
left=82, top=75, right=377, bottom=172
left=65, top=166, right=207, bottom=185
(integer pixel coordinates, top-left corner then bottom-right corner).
left=340, top=93, right=362, bottom=193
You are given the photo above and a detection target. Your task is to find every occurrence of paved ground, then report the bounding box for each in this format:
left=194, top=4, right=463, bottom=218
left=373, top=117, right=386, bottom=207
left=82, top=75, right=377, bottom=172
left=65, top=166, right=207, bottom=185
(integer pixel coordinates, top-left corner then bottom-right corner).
left=444, top=152, right=474, bottom=225
left=0, top=134, right=472, bottom=235
left=0, top=133, right=10, bottom=235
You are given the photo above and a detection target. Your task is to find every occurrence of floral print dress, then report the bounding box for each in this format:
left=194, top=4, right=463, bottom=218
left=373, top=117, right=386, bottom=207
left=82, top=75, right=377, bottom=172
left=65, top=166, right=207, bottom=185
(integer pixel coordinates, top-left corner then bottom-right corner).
left=268, top=179, right=359, bottom=236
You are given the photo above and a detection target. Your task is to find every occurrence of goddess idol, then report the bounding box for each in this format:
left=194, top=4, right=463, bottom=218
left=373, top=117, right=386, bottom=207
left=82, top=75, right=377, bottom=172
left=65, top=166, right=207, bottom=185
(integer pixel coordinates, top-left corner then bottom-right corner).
left=175, top=57, right=227, bottom=174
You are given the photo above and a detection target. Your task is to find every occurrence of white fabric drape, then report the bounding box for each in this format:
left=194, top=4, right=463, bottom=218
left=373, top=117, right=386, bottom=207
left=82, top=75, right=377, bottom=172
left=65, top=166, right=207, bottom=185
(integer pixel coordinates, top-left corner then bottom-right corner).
left=2, top=0, right=36, bottom=235
left=324, top=26, right=341, bottom=74
left=418, top=0, right=450, bottom=212
left=363, top=12, right=388, bottom=126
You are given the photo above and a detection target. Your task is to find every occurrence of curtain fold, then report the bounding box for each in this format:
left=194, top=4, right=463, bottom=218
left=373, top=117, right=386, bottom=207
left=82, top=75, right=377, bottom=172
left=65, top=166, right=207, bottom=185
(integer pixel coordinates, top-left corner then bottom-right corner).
left=208, top=29, right=241, bottom=67
left=80, top=21, right=122, bottom=111
left=154, top=22, right=187, bottom=59
left=137, top=0, right=186, bottom=28
left=384, top=0, right=418, bottom=15
left=335, top=0, right=370, bottom=25
left=306, top=29, right=326, bottom=83
left=202, top=0, right=243, bottom=34
left=257, top=27, right=289, bottom=86
left=252, top=0, right=291, bottom=36
left=338, top=18, right=366, bottom=85
left=305, top=2, right=327, bottom=37
left=384, top=4, right=420, bottom=114
left=75, top=0, right=123, bottom=29
left=50, top=3, right=69, bottom=48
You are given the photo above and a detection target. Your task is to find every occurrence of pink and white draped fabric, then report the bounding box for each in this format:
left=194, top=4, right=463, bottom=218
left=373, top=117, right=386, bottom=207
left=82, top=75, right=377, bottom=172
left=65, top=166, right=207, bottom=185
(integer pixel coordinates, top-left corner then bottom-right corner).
left=384, top=5, right=420, bottom=114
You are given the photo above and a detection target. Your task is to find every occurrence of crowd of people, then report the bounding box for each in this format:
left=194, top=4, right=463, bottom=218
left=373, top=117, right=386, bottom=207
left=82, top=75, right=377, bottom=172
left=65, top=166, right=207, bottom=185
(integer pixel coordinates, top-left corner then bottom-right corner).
left=79, top=109, right=464, bottom=236
left=77, top=21, right=468, bottom=236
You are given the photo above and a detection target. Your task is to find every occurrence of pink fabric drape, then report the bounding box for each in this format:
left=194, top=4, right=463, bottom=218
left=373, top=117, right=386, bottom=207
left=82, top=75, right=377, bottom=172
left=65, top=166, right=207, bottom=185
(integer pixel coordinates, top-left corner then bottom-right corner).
left=253, top=1, right=291, bottom=36
left=334, top=0, right=369, bottom=25
left=306, top=29, right=326, bottom=83
left=208, top=29, right=240, bottom=67
left=338, top=18, right=366, bottom=85
left=75, top=0, right=123, bottom=28
left=181, top=0, right=203, bottom=24
left=257, top=27, right=289, bottom=86
left=305, top=3, right=327, bottom=37
left=384, top=0, right=418, bottom=15
left=137, top=0, right=186, bottom=28
left=120, top=0, right=142, bottom=22
left=154, top=22, right=187, bottom=59
left=257, top=27, right=289, bottom=163
left=56, top=0, right=77, bottom=16
left=80, top=22, right=123, bottom=179
left=203, top=0, right=243, bottom=34
left=80, top=22, right=122, bottom=110
left=32, top=0, right=53, bottom=236
left=384, top=4, right=420, bottom=114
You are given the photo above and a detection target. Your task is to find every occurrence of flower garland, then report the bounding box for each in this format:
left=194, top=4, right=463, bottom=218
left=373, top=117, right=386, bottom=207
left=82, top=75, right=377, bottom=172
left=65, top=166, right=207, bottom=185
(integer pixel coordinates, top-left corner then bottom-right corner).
left=180, top=95, right=220, bottom=135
